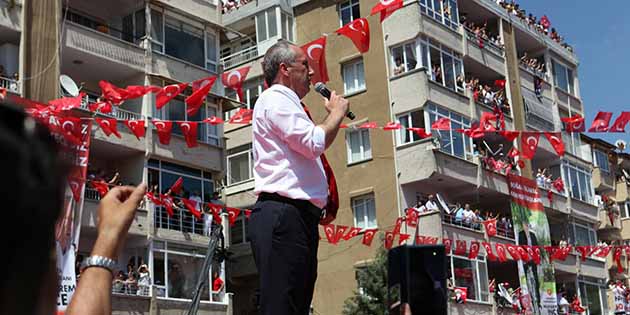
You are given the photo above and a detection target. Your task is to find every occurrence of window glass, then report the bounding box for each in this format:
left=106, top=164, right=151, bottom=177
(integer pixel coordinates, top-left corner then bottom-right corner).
left=267, top=9, right=277, bottom=38
left=206, top=32, right=217, bottom=72
left=343, top=60, right=366, bottom=94
left=227, top=146, right=253, bottom=185
left=352, top=194, right=376, bottom=229
left=164, top=17, right=204, bottom=66
left=594, top=150, right=609, bottom=173
left=257, top=12, right=267, bottom=41
left=452, top=257, right=476, bottom=300
left=339, top=0, right=360, bottom=26
left=347, top=129, right=371, bottom=163
left=151, top=10, right=164, bottom=52
left=426, top=104, right=472, bottom=160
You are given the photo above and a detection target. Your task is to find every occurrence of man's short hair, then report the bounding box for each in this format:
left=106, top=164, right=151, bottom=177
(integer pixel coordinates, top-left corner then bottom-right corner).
left=262, top=40, right=298, bottom=87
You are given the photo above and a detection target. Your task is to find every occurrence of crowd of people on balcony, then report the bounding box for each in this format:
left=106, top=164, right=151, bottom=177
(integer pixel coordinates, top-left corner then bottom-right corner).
left=460, top=18, right=504, bottom=51
left=495, top=0, right=573, bottom=52
left=112, top=262, right=152, bottom=296
left=0, top=65, right=19, bottom=92
left=463, top=76, right=511, bottom=114
left=221, top=0, right=252, bottom=14
left=519, top=53, right=548, bottom=77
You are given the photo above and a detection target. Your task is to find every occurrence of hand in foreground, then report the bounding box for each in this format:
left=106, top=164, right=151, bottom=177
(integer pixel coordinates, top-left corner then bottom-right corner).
left=323, top=90, right=349, bottom=116
left=92, top=183, right=147, bottom=260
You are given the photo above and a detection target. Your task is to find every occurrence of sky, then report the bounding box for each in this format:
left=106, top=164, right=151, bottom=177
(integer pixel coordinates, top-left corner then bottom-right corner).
left=521, top=0, right=630, bottom=146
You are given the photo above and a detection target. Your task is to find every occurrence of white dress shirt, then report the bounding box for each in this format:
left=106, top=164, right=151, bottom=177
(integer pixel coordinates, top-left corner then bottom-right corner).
left=253, top=84, right=328, bottom=209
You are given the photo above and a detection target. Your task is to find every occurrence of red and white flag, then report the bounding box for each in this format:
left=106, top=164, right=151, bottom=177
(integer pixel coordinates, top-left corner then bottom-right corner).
left=362, top=229, right=378, bottom=246
left=89, top=101, right=113, bottom=114
left=67, top=175, right=83, bottom=202
left=517, top=246, right=530, bottom=262
left=483, top=219, right=497, bottom=237
left=226, top=207, right=241, bottom=227
left=324, top=224, right=336, bottom=244
left=384, top=231, right=395, bottom=249
left=161, top=194, right=175, bottom=217
left=393, top=217, right=403, bottom=235
left=544, top=132, right=565, bottom=157
left=58, top=117, right=83, bottom=144
left=588, top=111, right=613, bottom=132
left=228, top=108, right=253, bottom=124
left=609, top=112, right=630, bottom=133
left=343, top=227, right=362, bottom=241
left=500, top=130, right=520, bottom=142
left=468, top=241, right=480, bottom=259
left=169, top=177, right=184, bottom=195
left=203, top=116, right=224, bottom=125
left=370, top=0, right=404, bottom=22
left=443, top=238, right=453, bottom=253
left=561, top=114, right=585, bottom=132
left=186, top=76, right=217, bottom=116
left=359, top=121, right=378, bottom=129
left=482, top=242, right=497, bottom=261
left=182, top=198, right=202, bottom=219
left=507, top=147, right=520, bottom=158
left=124, top=120, right=146, bottom=140
left=398, top=234, right=410, bottom=245
left=532, top=246, right=541, bottom=265
left=222, top=66, right=251, bottom=102
left=506, top=244, right=521, bottom=261
left=454, top=287, right=468, bottom=304
left=152, top=120, right=173, bottom=145
left=301, top=36, right=329, bottom=84
left=495, top=243, right=508, bottom=262
left=455, top=240, right=467, bottom=256
left=431, top=118, right=451, bottom=131
left=156, top=83, right=188, bottom=110
left=383, top=122, right=402, bottom=130
left=145, top=192, right=163, bottom=206
left=520, top=132, right=540, bottom=160
left=336, top=18, right=370, bottom=53
left=95, top=118, right=121, bottom=138
left=91, top=180, right=109, bottom=198
left=49, top=93, right=84, bottom=112
left=177, top=121, right=199, bottom=148
left=99, top=80, right=127, bottom=105
left=333, top=225, right=349, bottom=244
left=408, top=127, right=431, bottom=139
left=122, top=85, right=161, bottom=100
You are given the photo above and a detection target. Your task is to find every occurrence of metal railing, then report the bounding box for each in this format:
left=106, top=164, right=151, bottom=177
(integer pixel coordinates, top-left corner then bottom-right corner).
left=112, top=283, right=151, bottom=297
left=64, top=9, right=141, bottom=44
left=220, top=45, right=258, bottom=69
left=0, top=76, right=19, bottom=93
left=154, top=206, right=208, bottom=236
left=84, top=187, right=102, bottom=201
left=79, top=95, right=144, bottom=121
left=464, top=27, right=505, bottom=57
left=442, top=213, right=515, bottom=239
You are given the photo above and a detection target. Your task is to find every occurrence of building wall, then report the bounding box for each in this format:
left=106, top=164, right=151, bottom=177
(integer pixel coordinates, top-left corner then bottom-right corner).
left=294, top=0, right=398, bottom=313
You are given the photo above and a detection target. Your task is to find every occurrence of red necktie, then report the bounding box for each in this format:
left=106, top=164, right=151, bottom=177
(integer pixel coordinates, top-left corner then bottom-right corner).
left=302, top=103, right=339, bottom=225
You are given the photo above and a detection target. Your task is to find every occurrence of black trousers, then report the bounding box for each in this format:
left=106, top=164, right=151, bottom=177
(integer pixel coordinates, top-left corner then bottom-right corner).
left=247, top=195, right=320, bottom=315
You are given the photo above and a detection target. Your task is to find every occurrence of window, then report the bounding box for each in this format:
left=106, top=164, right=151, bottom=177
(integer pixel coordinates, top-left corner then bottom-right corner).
left=230, top=213, right=250, bottom=245
left=164, top=16, right=205, bottom=67
left=593, top=150, right=610, bottom=174
left=396, top=110, right=424, bottom=145
left=346, top=128, right=372, bottom=164
left=426, top=104, right=473, bottom=160
left=578, top=281, right=604, bottom=315
left=390, top=41, right=421, bottom=76
left=148, top=160, right=215, bottom=236
left=447, top=254, right=489, bottom=302
left=206, top=31, right=218, bottom=72
left=419, top=0, right=459, bottom=30
left=227, top=145, right=253, bottom=185
left=622, top=202, right=630, bottom=219
left=224, top=78, right=264, bottom=118
left=151, top=10, right=164, bottom=52
left=339, top=0, right=360, bottom=26
left=206, top=104, right=220, bottom=146
left=352, top=193, right=377, bottom=229
left=154, top=98, right=212, bottom=143
left=561, top=119, right=582, bottom=157
left=563, top=161, right=593, bottom=204
left=552, top=60, right=575, bottom=94
left=428, top=39, right=465, bottom=93
left=152, top=241, right=222, bottom=302
left=256, top=8, right=278, bottom=42
left=122, top=9, right=145, bottom=44
left=570, top=222, right=597, bottom=246
left=280, top=12, right=295, bottom=42
left=342, top=59, right=366, bottom=94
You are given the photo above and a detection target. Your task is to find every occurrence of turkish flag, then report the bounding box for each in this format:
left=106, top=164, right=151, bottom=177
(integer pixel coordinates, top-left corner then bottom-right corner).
left=454, top=287, right=468, bottom=304
left=228, top=108, right=253, bottom=124
left=609, top=112, right=630, bottom=133
left=405, top=208, right=419, bottom=228
left=540, top=15, right=551, bottom=29
left=500, top=130, right=520, bottom=142
left=122, top=85, right=161, bottom=100
left=370, top=0, right=403, bottom=22
left=244, top=209, right=252, bottom=219
left=532, top=246, right=541, bottom=265
left=520, top=132, right=540, bottom=160
left=424, top=237, right=438, bottom=245
left=508, top=147, right=520, bottom=158
left=506, top=244, right=521, bottom=261
left=561, top=114, right=585, bottom=132
left=398, top=234, right=410, bottom=245
left=91, top=180, right=109, bottom=198
left=161, top=194, right=175, bottom=217
left=182, top=198, right=202, bottom=219
left=301, top=36, right=329, bottom=84
left=88, top=101, right=113, bottom=114
left=468, top=241, right=480, bottom=259
left=588, top=111, right=613, bottom=132
left=124, top=120, right=146, bottom=140
left=58, top=117, right=83, bottom=144
left=432, top=118, right=451, bottom=130
left=203, top=116, right=224, bottom=125
left=479, top=112, right=497, bottom=132
left=517, top=246, right=530, bottom=262
left=49, top=93, right=84, bottom=112
left=359, top=121, right=378, bottom=129
left=336, top=18, right=370, bottom=53
left=393, top=217, right=403, bottom=235
left=226, top=207, right=241, bottom=227
left=362, top=229, right=378, bottom=246
left=155, top=83, right=188, bottom=110
left=544, top=132, right=565, bottom=157
left=207, top=203, right=222, bottom=224
left=482, top=242, right=497, bottom=261
left=576, top=246, right=591, bottom=261
left=152, top=120, right=173, bottom=145
left=544, top=246, right=556, bottom=262
left=384, top=231, right=395, bottom=249
left=99, top=80, right=127, bottom=105
left=595, top=245, right=612, bottom=258
left=455, top=240, right=467, bottom=256
left=552, top=177, right=565, bottom=192
left=222, top=66, right=251, bottom=102
left=186, top=76, right=217, bottom=116
left=483, top=219, right=497, bottom=237
left=177, top=121, right=199, bottom=148
left=554, top=245, right=572, bottom=261
left=343, top=227, right=362, bottom=241
left=323, top=224, right=336, bottom=244
left=95, top=118, right=121, bottom=138
left=334, top=225, right=349, bottom=244
left=494, top=79, right=506, bottom=89
left=169, top=177, right=184, bottom=195
left=145, top=192, right=163, bottom=206
left=443, top=238, right=453, bottom=253
left=614, top=246, right=624, bottom=273
left=383, top=122, right=402, bottom=130
left=408, top=127, right=431, bottom=138
left=495, top=243, right=508, bottom=262
left=67, top=176, right=83, bottom=202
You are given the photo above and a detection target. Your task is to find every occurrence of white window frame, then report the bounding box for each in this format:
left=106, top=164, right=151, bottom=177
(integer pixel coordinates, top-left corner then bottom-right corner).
left=390, top=40, right=423, bottom=76
left=339, top=0, right=360, bottom=27
left=418, top=0, right=459, bottom=30
left=578, top=279, right=606, bottom=315
left=561, top=125, right=581, bottom=158
left=396, top=110, right=425, bottom=145
left=593, top=150, right=610, bottom=174
left=280, top=11, right=295, bottom=42
left=227, top=146, right=253, bottom=185
left=426, top=103, right=473, bottom=161
left=571, top=221, right=597, bottom=247
left=352, top=193, right=377, bottom=229
left=206, top=103, right=221, bottom=146
left=255, top=8, right=279, bottom=43
left=205, top=29, right=218, bottom=72
left=346, top=128, right=372, bottom=164
left=552, top=59, right=575, bottom=95
left=622, top=202, right=630, bottom=219
left=448, top=254, right=489, bottom=302
left=224, top=79, right=263, bottom=120
left=342, top=59, right=366, bottom=94
left=563, top=161, right=594, bottom=204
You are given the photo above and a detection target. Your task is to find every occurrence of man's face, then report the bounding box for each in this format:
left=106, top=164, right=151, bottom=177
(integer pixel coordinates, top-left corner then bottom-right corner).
left=286, top=46, right=313, bottom=99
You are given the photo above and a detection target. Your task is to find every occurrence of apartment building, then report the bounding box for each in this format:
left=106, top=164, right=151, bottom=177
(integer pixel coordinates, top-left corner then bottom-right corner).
left=1, top=1, right=234, bottom=314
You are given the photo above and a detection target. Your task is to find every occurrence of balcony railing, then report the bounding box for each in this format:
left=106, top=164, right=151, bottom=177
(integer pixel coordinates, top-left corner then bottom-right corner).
left=442, top=213, right=515, bottom=239
left=112, top=283, right=151, bottom=297
left=0, top=76, right=19, bottom=93
left=464, top=27, right=505, bottom=57
left=79, top=95, right=144, bottom=121
left=220, top=45, right=258, bottom=69
left=154, top=206, right=208, bottom=236
left=64, top=9, right=141, bottom=44
left=84, top=187, right=101, bottom=201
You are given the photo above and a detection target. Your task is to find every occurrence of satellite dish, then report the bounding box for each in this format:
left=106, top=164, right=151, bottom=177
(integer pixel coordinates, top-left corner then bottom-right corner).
left=615, top=139, right=626, bottom=152
left=60, top=74, right=80, bottom=97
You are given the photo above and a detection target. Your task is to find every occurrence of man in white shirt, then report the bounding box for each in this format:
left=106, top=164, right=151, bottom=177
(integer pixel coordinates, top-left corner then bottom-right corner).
left=247, top=40, right=349, bottom=315
left=425, top=194, right=439, bottom=211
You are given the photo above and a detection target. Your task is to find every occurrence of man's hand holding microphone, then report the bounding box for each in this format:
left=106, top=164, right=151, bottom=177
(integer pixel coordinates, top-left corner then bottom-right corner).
left=315, top=83, right=351, bottom=149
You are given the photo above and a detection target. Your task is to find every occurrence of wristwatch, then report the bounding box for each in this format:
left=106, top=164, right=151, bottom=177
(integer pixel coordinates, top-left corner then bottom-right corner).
left=84, top=255, right=117, bottom=274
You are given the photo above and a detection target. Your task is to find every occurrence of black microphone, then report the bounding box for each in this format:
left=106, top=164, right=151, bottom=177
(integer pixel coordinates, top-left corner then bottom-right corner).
left=314, top=82, right=355, bottom=120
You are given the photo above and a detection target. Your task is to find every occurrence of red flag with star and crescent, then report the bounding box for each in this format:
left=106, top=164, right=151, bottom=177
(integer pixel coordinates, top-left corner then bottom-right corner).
left=370, top=0, right=403, bottom=22
left=228, top=108, right=253, bottom=124
left=343, top=227, right=362, bottom=241
left=362, top=229, right=378, bottom=246
left=482, top=219, right=497, bottom=237
left=520, top=132, right=540, bottom=160
left=182, top=198, right=202, bottom=220
left=186, top=76, right=217, bottom=116
left=544, top=132, right=565, bottom=157
left=561, top=114, right=585, bottom=132
left=609, top=112, right=630, bottom=133
left=177, top=121, right=199, bottom=148
left=482, top=242, right=497, bottom=261
left=468, top=241, right=480, bottom=259
left=323, top=224, right=336, bottom=244
left=222, top=66, right=251, bottom=102
left=588, top=111, right=613, bottom=132
left=152, top=120, right=173, bottom=145
left=384, top=231, right=395, bottom=249
left=336, top=18, right=370, bottom=53
left=95, top=118, right=121, bottom=138
left=226, top=207, right=241, bottom=227
left=301, top=36, right=329, bottom=84
left=124, top=120, right=146, bottom=140
left=156, top=83, right=188, bottom=110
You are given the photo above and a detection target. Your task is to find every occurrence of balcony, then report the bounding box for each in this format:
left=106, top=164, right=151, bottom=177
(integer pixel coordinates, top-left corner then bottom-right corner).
left=153, top=206, right=211, bottom=245
left=598, top=208, right=621, bottom=231
left=553, top=252, right=606, bottom=279
left=463, top=28, right=505, bottom=75
left=111, top=289, right=228, bottom=315
left=220, top=45, right=259, bottom=70
left=592, top=167, right=615, bottom=192
left=519, top=67, right=552, bottom=100
left=442, top=213, right=515, bottom=240
left=82, top=188, right=148, bottom=236
left=154, top=0, right=220, bottom=25
left=616, top=181, right=629, bottom=202
left=555, top=87, right=583, bottom=114
left=0, top=76, right=19, bottom=94
left=148, top=128, right=224, bottom=172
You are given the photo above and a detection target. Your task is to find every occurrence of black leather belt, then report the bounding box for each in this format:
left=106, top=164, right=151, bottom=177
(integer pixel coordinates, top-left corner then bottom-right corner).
left=258, top=192, right=323, bottom=219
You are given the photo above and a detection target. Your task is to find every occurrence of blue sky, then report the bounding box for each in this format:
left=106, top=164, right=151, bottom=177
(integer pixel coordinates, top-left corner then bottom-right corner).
left=522, top=0, right=630, bottom=146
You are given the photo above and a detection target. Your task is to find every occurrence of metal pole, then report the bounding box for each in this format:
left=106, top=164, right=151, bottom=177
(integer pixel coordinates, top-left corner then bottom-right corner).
left=186, top=225, right=224, bottom=315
